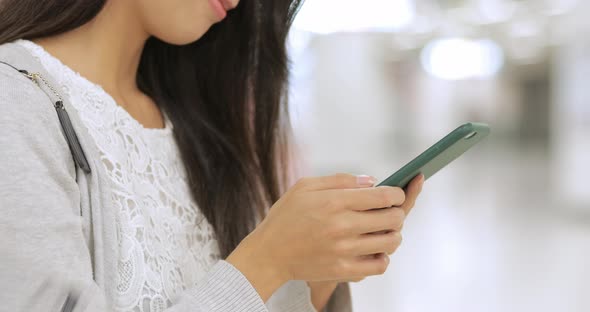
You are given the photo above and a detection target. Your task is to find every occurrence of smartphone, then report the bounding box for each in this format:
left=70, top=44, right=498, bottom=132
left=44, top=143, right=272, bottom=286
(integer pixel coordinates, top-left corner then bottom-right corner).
left=377, top=122, right=490, bottom=189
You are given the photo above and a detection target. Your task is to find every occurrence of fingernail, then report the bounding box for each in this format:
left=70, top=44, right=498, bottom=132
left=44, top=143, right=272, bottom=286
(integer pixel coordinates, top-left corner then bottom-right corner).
left=357, top=175, right=376, bottom=186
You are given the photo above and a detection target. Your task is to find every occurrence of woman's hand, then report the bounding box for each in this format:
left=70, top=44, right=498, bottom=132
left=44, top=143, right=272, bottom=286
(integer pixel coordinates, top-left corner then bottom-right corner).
left=307, top=174, right=424, bottom=310
left=226, top=173, right=424, bottom=301
left=334, top=173, right=424, bottom=282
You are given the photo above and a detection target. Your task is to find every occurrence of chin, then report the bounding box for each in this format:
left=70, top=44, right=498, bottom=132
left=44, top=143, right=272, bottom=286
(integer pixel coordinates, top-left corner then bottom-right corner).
left=152, top=22, right=214, bottom=46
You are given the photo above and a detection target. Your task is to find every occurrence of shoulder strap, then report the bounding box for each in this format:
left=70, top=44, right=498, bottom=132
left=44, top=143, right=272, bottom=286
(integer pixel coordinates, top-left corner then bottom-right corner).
left=0, top=60, right=91, bottom=173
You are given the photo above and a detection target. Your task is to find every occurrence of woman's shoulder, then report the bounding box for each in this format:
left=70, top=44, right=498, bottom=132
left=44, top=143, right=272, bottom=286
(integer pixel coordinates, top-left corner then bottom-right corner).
left=0, top=42, right=78, bottom=174
left=0, top=65, right=47, bottom=105
left=0, top=61, right=65, bottom=142
left=0, top=41, right=55, bottom=119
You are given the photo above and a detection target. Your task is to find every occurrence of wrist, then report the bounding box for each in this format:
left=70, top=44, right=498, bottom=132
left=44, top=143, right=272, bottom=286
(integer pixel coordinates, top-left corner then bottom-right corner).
left=226, top=228, right=290, bottom=302
left=308, top=280, right=339, bottom=289
left=308, top=281, right=339, bottom=311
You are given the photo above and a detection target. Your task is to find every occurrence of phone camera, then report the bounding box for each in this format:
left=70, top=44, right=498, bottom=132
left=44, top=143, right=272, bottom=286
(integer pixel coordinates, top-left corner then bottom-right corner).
left=464, top=132, right=477, bottom=139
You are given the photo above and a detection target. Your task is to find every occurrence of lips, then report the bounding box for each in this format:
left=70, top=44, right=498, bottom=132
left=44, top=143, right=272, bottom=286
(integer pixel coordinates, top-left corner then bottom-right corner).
left=209, top=0, right=227, bottom=20
left=208, top=0, right=237, bottom=21
left=219, top=0, right=237, bottom=10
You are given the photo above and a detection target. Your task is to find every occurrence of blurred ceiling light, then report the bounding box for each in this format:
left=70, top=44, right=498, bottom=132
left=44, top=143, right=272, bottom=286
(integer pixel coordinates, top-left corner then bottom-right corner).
left=421, top=38, right=504, bottom=80
left=504, top=18, right=545, bottom=63
left=541, top=0, right=579, bottom=16
left=476, top=0, right=517, bottom=24
left=509, top=19, right=541, bottom=38
left=293, top=0, right=415, bottom=34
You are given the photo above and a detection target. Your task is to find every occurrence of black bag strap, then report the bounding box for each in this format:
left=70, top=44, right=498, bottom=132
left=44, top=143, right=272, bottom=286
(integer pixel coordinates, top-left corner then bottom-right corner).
left=0, top=61, right=91, bottom=173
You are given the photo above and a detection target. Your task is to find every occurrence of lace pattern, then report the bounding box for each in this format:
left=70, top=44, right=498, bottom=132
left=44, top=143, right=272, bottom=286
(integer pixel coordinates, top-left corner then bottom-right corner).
left=17, top=40, right=221, bottom=312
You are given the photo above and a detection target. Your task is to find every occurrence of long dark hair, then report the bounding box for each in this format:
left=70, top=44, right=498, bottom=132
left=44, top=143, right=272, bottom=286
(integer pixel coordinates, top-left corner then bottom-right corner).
left=0, top=0, right=302, bottom=258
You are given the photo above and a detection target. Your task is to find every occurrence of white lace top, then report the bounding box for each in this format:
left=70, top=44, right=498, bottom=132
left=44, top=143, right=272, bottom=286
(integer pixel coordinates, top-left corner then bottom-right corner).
left=16, top=39, right=221, bottom=312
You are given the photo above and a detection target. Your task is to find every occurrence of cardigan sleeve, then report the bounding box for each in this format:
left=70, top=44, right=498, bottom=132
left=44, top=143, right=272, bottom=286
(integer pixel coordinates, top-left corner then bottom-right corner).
left=324, top=283, right=353, bottom=312
left=0, top=64, right=316, bottom=312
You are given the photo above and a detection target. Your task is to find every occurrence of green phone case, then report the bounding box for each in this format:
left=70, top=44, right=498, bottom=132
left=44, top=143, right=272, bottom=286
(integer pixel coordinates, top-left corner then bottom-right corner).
left=377, top=122, right=490, bottom=188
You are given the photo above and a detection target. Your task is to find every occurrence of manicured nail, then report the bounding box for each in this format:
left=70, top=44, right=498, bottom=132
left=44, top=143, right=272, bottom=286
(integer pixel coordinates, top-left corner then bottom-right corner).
left=357, top=175, right=377, bottom=186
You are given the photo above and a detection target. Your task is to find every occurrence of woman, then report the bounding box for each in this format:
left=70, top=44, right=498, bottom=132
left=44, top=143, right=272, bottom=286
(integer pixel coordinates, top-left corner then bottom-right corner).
left=0, top=0, right=424, bottom=311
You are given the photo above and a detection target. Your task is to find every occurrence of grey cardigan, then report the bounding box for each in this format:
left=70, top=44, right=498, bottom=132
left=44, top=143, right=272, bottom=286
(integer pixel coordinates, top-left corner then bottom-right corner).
left=0, top=42, right=352, bottom=312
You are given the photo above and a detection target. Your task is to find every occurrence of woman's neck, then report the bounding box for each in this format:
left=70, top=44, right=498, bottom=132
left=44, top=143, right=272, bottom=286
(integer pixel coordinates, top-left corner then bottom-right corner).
left=33, top=1, right=149, bottom=96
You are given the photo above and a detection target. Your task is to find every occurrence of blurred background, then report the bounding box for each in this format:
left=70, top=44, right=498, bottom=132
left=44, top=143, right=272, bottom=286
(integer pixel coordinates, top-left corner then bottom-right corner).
left=287, top=0, right=590, bottom=311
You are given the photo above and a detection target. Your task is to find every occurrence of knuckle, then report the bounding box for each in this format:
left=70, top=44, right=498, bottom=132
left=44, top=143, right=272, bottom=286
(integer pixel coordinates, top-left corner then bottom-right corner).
left=335, top=219, right=353, bottom=234
left=387, top=232, right=402, bottom=253
left=385, top=232, right=403, bottom=254
left=375, top=188, right=394, bottom=208
left=327, top=219, right=352, bottom=237
left=389, top=209, right=406, bottom=229
left=393, top=187, right=407, bottom=206
left=393, top=232, right=403, bottom=247
left=336, top=259, right=353, bottom=275
left=375, top=260, right=388, bottom=275
left=385, top=243, right=395, bottom=254
left=332, top=240, right=353, bottom=256
left=334, top=173, right=355, bottom=187
left=391, top=207, right=406, bottom=219
left=386, top=246, right=396, bottom=255
left=376, top=187, right=406, bottom=208
left=334, top=173, right=351, bottom=179
left=325, top=197, right=342, bottom=210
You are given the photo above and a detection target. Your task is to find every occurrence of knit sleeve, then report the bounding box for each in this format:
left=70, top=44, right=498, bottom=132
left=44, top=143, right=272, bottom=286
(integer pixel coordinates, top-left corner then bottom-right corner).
left=0, top=64, right=315, bottom=312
